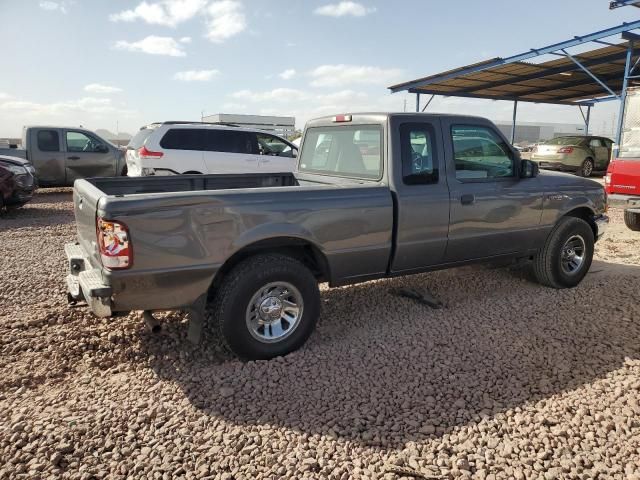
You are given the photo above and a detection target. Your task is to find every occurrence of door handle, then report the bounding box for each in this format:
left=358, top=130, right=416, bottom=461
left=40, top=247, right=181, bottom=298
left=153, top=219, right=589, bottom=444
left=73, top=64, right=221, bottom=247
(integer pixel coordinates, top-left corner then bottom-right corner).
left=68, top=156, right=80, bottom=160
left=460, top=194, right=475, bottom=205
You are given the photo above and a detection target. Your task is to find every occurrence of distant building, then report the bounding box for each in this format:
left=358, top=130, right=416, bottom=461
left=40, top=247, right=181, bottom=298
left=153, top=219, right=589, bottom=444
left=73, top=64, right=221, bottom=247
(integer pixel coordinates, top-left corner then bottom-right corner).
left=494, top=121, right=592, bottom=144
left=203, top=113, right=296, bottom=138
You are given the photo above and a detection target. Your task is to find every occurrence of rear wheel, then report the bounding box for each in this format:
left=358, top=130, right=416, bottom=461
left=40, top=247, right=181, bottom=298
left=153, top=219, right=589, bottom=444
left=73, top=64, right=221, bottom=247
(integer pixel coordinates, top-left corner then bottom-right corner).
left=578, top=158, right=594, bottom=177
left=209, top=254, right=320, bottom=360
left=624, top=209, right=640, bottom=232
left=533, top=216, right=594, bottom=288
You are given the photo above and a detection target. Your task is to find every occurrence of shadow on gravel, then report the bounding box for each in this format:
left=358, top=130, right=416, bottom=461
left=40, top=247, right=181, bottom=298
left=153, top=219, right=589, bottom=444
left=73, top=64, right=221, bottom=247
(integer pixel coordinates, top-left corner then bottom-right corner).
left=141, top=262, right=640, bottom=449
left=0, top=189, right=74, bottom=226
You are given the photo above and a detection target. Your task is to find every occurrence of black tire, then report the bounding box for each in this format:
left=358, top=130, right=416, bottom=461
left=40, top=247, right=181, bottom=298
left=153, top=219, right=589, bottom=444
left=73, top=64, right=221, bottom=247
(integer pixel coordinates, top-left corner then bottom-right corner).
left=121, top=166, right=128, bottom=176
left=209, top=254, right=320, bottom=360
left=624, top=209, right=640, bottom=232
left=577, top=158, right=594, bottom=177
left=533, top=216, right=594, bottom=289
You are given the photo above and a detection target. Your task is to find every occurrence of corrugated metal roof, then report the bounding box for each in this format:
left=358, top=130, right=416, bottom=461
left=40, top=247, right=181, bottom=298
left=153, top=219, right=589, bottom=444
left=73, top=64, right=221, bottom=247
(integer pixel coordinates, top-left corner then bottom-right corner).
left=389, top=41, right=640, bottom=106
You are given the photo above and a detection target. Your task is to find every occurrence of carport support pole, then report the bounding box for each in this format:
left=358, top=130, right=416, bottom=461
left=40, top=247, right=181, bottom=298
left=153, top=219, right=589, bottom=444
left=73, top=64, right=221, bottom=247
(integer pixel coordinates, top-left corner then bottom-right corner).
left=415, top=93, right=421, bottom=112
left=585, top=106, right=591, bottom=135
left=615, top=41, right=634, bottom=156
left=511, top=100, right=518, bottom=144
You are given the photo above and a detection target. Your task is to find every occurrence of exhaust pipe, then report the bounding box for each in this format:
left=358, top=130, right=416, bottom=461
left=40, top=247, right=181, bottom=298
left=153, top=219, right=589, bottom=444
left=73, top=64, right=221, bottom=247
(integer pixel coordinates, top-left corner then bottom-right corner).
left=143, top=310, right=161, bottom=334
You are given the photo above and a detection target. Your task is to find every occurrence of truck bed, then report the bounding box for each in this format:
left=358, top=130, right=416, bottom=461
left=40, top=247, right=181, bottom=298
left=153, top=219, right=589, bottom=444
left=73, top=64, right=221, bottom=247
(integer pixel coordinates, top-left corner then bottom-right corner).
left=86, top=172, right=299, bottom=196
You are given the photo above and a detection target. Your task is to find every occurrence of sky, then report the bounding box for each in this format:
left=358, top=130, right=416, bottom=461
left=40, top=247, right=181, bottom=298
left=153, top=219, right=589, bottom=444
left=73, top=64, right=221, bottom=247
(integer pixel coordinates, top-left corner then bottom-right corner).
left=0, top=0, right=636, bottom=138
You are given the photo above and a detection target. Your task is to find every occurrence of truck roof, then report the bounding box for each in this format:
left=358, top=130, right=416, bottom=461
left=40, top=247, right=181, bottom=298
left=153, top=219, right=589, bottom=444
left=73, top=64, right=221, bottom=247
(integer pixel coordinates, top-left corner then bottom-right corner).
left=306, top=112, right=490, bottom=127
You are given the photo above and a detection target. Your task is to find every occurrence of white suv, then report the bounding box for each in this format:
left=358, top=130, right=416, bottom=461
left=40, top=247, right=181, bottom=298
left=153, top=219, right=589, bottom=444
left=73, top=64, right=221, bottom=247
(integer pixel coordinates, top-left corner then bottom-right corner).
left=125, top=122, right=298, bottom=177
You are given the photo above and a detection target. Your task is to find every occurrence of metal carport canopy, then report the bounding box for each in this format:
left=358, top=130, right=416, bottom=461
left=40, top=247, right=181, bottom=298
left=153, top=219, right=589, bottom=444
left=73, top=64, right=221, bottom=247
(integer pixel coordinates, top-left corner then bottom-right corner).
left=388, top=21, right=640, bottom=147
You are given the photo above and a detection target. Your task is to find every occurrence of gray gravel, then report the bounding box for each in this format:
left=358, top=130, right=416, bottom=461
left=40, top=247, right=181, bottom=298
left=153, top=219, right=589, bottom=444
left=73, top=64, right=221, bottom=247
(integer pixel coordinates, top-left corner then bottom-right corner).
left=2, top=189, right=640, bottom=479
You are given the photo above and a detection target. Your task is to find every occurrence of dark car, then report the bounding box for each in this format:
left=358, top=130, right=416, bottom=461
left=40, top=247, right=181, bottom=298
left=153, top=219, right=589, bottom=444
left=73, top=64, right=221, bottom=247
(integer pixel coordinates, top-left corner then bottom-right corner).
left=0, top=155, right=37, bottom=209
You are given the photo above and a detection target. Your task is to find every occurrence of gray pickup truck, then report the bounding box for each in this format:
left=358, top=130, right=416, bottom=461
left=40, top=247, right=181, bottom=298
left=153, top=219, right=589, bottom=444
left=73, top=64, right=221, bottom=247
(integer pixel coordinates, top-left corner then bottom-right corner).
left=0, top=126, right=125, bottom=187
left=65, top=113, right=608, bottom=360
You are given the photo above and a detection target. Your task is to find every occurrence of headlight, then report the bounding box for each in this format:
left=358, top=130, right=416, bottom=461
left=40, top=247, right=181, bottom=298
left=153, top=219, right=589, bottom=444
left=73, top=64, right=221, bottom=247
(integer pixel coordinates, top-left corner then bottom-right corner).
left=0, top=162, right=27, bottom=176
left=25, top=164, right=36, bottom=174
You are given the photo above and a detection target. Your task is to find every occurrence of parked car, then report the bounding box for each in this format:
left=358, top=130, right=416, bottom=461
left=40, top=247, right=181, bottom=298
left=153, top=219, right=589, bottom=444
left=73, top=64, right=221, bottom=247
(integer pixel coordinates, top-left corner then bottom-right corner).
left=531, top=135, right=613, bottom=177
left=605, top=87, right=640, bottom=231
left=65, top=113, right=608, bottom=360
left=126, top=122, right=298, bottom=177
left=0, top=154, right=37, bottom=209
left=0, top=126, right=125, bottom=187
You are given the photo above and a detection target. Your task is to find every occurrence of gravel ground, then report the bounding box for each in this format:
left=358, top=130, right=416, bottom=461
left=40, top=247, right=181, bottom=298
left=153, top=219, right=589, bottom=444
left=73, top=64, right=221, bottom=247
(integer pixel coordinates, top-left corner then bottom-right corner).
left=1, top=189, right=640, bottom=480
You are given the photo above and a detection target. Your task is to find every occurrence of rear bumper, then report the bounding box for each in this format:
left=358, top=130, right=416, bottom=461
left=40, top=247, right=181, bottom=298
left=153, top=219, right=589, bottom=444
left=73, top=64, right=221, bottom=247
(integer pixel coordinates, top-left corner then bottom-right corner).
left=65, top=243, right=112, bottom=317
left=594, top=214, right=609, bottom=241
left=607, top=193, right=640, bottom=206
left=533, top=160, right=576, bottom=172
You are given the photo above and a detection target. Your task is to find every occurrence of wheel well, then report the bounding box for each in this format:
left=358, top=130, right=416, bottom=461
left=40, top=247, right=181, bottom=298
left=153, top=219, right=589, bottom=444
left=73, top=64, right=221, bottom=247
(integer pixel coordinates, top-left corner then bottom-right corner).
left=565, top=207, right=597, bottom=239
left=209, top=238, right=330, bottom=293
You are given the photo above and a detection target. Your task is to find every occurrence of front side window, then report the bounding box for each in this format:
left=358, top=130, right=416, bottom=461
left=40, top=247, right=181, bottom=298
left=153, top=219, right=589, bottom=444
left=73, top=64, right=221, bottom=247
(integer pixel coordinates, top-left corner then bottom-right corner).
left=589, top=138, right=603, bottom=148
left=452, top=125, right=514, bottom=180
left=299, top=126, right=382, bottom=179
left=66, top=131, right=106, bottom=153
left=37, top=130, right=60, bottom=152
left=400, top=123, right=438, bottom=185
left=256, top=133, right=294, bottom=157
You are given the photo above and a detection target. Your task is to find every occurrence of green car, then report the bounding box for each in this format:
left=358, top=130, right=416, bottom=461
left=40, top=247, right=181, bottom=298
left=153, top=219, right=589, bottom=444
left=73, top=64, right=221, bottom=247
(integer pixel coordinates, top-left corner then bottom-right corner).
left=531, top=135, right=613, bottom=177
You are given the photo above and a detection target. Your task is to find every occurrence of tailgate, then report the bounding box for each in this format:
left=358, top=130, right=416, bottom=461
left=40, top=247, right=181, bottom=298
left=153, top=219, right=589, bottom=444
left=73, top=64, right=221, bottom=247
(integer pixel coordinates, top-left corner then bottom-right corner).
left=607, top=158, right=640, bottom=196
left=72, top=179, right=104, bottom=267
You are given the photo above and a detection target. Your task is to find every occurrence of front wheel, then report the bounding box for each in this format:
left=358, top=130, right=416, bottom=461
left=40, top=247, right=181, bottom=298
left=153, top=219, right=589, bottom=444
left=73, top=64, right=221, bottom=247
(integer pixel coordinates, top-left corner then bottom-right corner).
left=209, top=254, right=320, bottom=360
left=533, top=217, right=594, bottom=288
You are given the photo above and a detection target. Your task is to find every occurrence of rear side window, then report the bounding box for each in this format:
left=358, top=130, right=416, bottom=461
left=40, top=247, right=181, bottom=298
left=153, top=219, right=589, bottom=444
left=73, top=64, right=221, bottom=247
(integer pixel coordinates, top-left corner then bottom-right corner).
left=129, top=128, right=155, bottom=149
left=37, top=130, right=60, bottom=152
left=400, top=123, right=438, bottom=185
left=204, top=130, right=256, bottom=154
left=160, top=129, right=204, bottom=150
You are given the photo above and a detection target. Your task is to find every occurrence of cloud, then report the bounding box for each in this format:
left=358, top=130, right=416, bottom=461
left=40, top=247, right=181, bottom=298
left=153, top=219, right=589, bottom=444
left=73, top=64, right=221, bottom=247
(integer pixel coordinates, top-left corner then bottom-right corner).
left=173, top=69, right=220, bottom=81
left=279, top=69, right=296, bottom=80
left=231, top=88, right=308, bottom=102
left=39, top=1, right=72, bottom=13
left=109, top=0, right=207, bottom=27
left=83, top=83, right=123, bottom=94
left=314, top=1, right=376, bottom=17
left=114, top=36, right=187, bottom=56
left=0, top=97, right=135, bottom=117
left=0, top=93, right=11, bottom=101
left=179, top=36, right=192, bottom=43
left=309, top=64, right=403, bottom=87
left=205, top=0, right=246, bottom=43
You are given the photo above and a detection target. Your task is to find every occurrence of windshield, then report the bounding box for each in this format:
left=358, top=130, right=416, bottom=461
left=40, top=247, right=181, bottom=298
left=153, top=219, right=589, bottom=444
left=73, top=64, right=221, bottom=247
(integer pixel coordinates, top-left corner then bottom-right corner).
left=298, top=125, right=382, bottom=179
left=544, top=136, right=586, bottom=146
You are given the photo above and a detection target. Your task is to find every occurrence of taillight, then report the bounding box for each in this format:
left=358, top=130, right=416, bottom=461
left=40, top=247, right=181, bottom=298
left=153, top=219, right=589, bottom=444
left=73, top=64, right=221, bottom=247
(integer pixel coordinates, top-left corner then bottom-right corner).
left=138, top=145, right=163, bottom=159
left=97, top=218, right=132, bottom=270
left=558, top=147, right=574, bottom=154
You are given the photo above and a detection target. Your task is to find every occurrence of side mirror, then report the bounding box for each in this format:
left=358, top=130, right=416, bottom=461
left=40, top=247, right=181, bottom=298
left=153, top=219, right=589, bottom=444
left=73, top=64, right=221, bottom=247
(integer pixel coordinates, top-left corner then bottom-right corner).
left=292, top=148, right=298, bottom=158
left=520, top=159, right=539, bottom=179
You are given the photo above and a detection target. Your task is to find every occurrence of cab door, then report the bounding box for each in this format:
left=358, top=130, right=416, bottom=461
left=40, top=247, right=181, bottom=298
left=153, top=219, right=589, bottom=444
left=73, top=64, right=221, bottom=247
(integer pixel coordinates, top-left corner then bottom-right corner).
left=440, top=117, right=543, bottom=261
left=64, top=130, right=116, bottom=183
left=29, top=129, right=65, bottom=185
left=389, top=117, right=450, bottom=272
